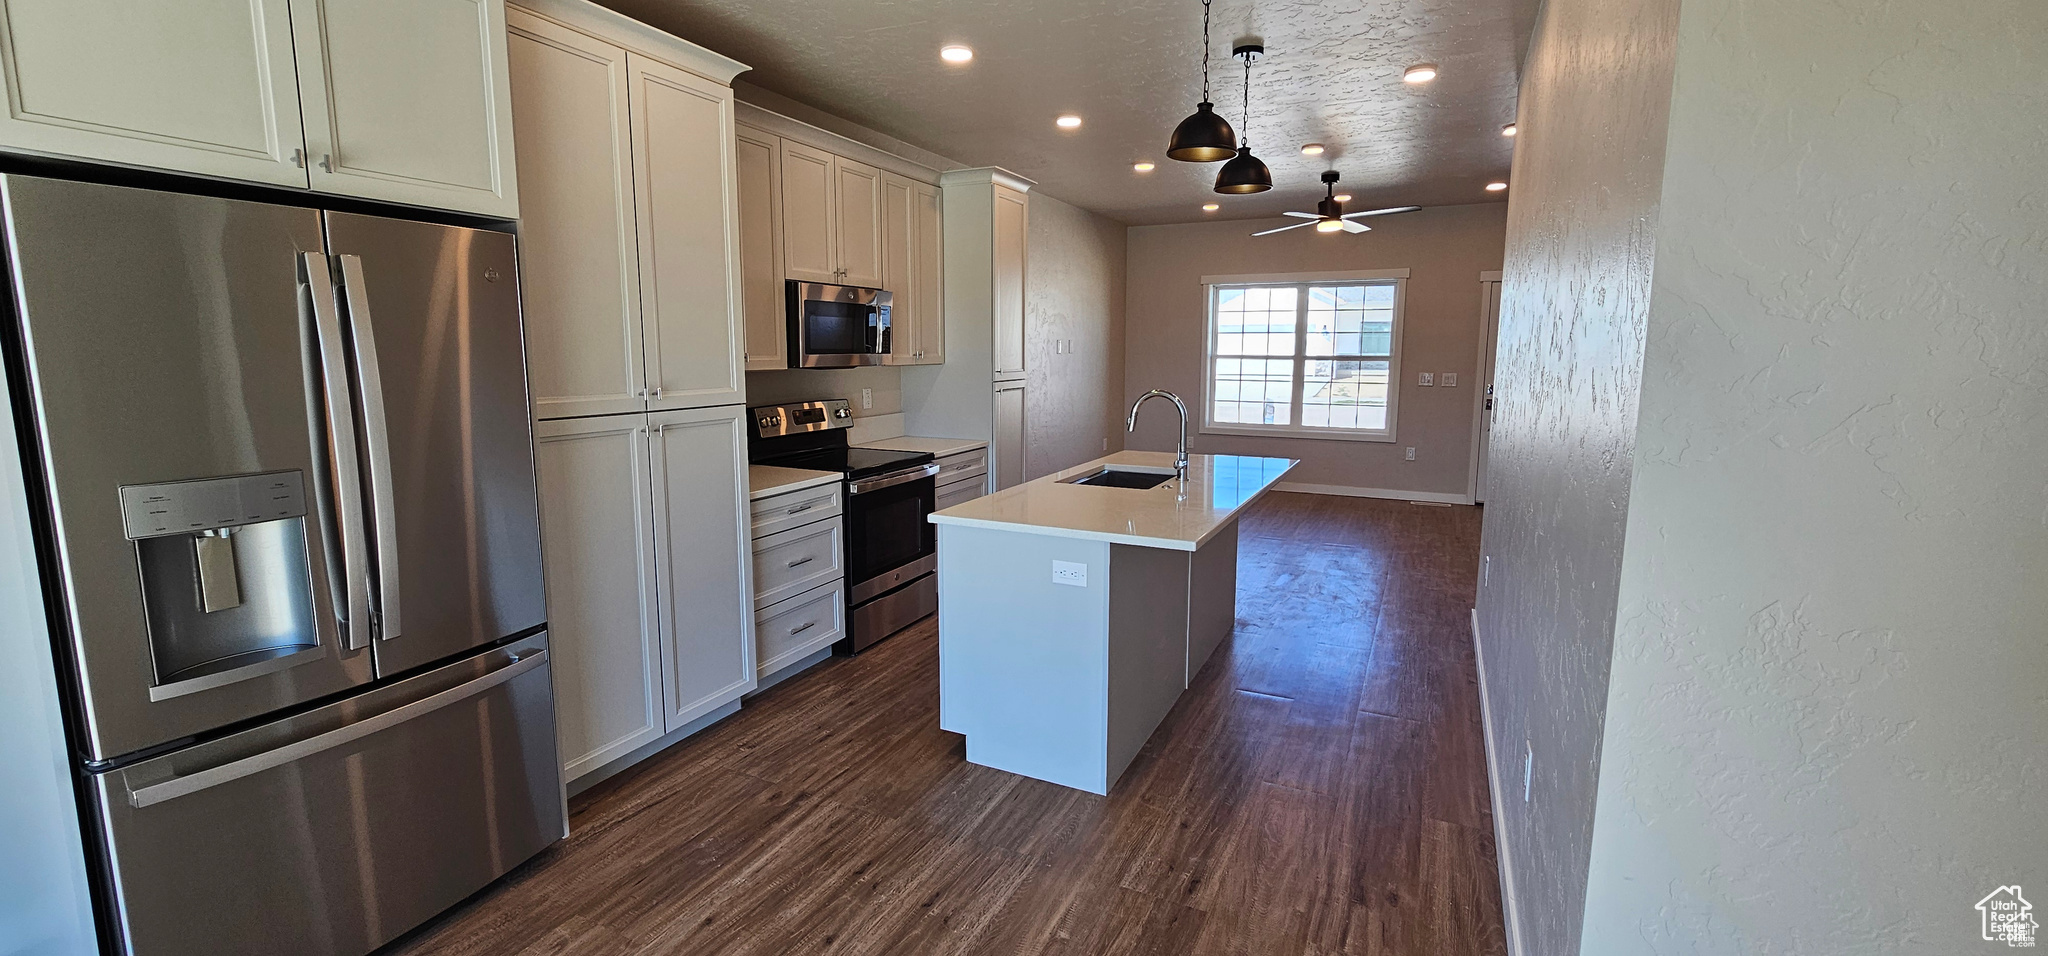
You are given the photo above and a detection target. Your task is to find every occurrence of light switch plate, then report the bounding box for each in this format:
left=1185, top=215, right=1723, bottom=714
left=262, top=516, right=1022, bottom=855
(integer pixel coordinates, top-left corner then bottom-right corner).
left=1442, top=372, right=1458, bottom=387
left=1418, top=372, right=1434, bottom=386
left=1052, top=560, right=1088, bottom=588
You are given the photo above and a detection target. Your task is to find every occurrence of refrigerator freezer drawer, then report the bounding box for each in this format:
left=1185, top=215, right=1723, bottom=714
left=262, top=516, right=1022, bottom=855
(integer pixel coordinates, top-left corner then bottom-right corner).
left=92, top=634, right=566, bottom=956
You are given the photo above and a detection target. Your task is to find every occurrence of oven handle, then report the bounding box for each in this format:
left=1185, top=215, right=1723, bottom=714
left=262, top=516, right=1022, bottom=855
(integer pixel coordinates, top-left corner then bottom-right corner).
left=847, top=463, right=940, bottom=496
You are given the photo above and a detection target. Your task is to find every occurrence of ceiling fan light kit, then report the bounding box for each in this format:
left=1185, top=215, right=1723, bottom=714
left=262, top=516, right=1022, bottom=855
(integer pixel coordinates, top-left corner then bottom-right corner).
left=1251, top=171, right=1422, bottom=237
left=1213, top=42, right=1272, bottom=194
left=1166, top=0, right=1238, bottom=162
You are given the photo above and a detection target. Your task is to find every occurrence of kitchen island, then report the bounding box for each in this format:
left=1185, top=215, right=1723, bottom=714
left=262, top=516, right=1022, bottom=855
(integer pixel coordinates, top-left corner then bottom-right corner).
left=930, top=451, right=1296, bottom=793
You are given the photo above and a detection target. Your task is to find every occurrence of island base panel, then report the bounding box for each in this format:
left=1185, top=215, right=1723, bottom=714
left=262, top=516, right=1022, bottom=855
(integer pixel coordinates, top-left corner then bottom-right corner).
left=1186, top=520, right=1239, bottom=683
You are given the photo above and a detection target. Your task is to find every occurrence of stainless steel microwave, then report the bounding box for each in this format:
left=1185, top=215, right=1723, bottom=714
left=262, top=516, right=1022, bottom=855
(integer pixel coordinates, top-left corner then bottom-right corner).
left=787, top=280, right=892, bottom=367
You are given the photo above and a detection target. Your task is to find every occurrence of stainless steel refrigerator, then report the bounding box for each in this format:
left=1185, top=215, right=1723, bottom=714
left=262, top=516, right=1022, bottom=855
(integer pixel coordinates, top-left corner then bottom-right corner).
left=0, top=174, right=566, bottom=956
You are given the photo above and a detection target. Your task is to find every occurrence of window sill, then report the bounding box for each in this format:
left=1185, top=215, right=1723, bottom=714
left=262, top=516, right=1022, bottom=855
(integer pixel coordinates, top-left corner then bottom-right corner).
left=1199, top=424, right=1396, bottom=444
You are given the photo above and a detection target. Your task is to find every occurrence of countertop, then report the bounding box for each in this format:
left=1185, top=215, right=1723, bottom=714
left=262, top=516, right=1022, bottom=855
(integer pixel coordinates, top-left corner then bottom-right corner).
left=856, top=435, right=988, bottom=458
left=929, top=451, right=1296, bottom=551
left=748, top=464, right=839, bottom=501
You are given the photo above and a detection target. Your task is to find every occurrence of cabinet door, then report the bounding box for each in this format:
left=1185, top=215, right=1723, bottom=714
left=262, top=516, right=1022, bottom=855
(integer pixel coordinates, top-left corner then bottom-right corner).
left=648, top=406, right=756, bottom=731
left=736, top=126, right=787, bottom=371
left=993, top=382, right=1027, bottom=490
left=0, top=0, right=308, bottom=187
left=834, top=156, right=884, bottom=288
left=533, top=415, right=663, bottom=781
left=627, top=53, right=744, bottom=411
left=992, top=184, right=1028, bottom=380
left=913, top=181, right=945, bottom=364
left=507, top=11, right=645, bottom=419
left=290, top=0, right=519, bottom=218
left=880, top=173, right=917, bottom=365
left=779, top=140, right=838, bottom=283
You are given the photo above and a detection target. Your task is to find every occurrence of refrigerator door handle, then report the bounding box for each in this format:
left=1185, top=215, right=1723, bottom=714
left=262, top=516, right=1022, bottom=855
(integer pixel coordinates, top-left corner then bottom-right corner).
left=302, top=253, right=372, bottom=651
left=336, top=254, right=401, bottom=643
left=125, top=649, right=547, bottom=808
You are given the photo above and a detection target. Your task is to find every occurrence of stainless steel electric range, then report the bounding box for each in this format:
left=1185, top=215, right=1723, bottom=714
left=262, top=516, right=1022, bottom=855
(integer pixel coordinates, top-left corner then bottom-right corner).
left=749, top=400, right=938, bottom=652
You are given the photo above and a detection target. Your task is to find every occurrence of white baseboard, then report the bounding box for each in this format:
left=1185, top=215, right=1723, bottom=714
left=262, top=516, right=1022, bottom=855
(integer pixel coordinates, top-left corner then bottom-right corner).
left=566, top=698, right=742, bottom=798
left=1272, top=481, right=1476, bottom=505
left=1472, top=608, right=1527, bottom=956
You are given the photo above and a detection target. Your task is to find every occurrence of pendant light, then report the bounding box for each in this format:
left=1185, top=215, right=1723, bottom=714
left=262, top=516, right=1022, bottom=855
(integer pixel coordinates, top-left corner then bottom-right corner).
left=1213, top=43, right=1272, bottom=194
left=1166, top=0, right=1236, bottom=162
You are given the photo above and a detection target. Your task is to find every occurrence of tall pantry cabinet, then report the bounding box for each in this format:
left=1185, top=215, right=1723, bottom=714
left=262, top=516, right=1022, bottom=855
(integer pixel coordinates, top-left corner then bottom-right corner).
left=508, top=0, right=755, bottom=784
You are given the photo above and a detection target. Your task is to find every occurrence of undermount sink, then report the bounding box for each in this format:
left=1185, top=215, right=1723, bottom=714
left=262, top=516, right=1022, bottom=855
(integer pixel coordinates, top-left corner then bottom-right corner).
left=1059, top=467, right=1178, bottom=490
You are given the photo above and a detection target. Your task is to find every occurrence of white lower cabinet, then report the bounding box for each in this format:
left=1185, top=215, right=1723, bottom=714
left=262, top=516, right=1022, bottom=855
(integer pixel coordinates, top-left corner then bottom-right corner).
left=993, top=382, right=1028, bottom=490
left=535, top=405, right=755, bottom=783
left=754, top=579, right=845, bottom=677
left=532, top=415, right=664, bottom=779
left=649, top=406, right=758, bottom=730
left=748, top=482, right=847, bottom=679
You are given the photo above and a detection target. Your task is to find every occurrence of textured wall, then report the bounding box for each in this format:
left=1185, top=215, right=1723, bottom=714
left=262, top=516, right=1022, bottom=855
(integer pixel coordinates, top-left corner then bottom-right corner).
left=1124, top=205, right=1506, bottom=497
left=1471, top=0, right=1677, bottom=952
left=1579, top=0, right=2048, bottom=952
left=1024, top=193, right=1128, bottom=478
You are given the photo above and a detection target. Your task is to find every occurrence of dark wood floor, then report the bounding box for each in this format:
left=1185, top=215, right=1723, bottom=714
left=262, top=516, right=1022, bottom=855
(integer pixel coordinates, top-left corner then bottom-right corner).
left=388, top=492, right=1503, bottom=956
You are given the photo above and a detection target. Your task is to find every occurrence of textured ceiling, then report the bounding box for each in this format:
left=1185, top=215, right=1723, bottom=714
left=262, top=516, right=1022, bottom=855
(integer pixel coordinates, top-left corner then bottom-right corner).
left=595, top=0, right=1536, bottom=225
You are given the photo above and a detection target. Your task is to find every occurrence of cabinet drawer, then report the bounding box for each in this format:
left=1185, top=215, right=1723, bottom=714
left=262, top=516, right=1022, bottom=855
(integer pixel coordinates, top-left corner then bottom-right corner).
left=751, top=519, right=843, bottom=606
left=934, top=447, right=988, bottom=486
left=755, top=579, right=844, bottom=676
left=936, top=478, right=983, bottom=512
left=750, top=482, right=842, bottom=537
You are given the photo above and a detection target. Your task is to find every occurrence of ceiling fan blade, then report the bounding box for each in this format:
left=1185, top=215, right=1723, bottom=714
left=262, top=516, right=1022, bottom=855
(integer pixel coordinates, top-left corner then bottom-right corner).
left=1252, top=221, right=1319, bottom=237
left=1340, top=220, right=1371, bottom=234
left=1341, top=205, right=1424, bottom=219
left=1282, top=211, right=1321, bottom=219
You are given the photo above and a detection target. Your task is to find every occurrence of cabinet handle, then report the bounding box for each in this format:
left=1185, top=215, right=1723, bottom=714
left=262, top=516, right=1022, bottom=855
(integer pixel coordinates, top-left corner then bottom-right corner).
left=290, top=148, right=306, bottom=169
left=786, top=504, right=812, bottom=515
left=651, top=387, right=664, bottom=399
left=789, top=621, right=816, bottom=635
left=786, top=556, right=813, bottom=569
left=319, top=153, right=334, bottom=173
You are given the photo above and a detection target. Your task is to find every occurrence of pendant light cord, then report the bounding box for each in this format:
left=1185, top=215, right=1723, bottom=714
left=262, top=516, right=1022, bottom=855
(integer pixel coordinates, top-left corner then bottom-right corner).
left=1200, top=0, right=1213, bottom=102
left=1240, top=50, right=1254, bottom=148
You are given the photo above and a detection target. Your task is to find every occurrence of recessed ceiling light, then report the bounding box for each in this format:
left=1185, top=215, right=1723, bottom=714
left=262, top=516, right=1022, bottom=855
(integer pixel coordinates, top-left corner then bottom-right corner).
left=1403, top=63, right=1439, bottom=83
left=1133, top=162, right=1156, bottom=172
left=940, top=45, right=973, bottom=64
left=1333, top=193, right=1352, bottom=202
left=1300, top=143, right=1325, bottom=156
left=1202, top=203, right=1220, bottom=212
left=1485, top=181, right=1508, bottom=191
left=1055, top=114, right=1083, bottom=129
left=1501, top=123, right=1517, bottom=136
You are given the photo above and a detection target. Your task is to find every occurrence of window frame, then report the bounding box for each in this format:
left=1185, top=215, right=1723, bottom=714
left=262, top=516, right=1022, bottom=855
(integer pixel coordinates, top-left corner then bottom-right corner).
left=1199, top=268, right=1409, bottom=443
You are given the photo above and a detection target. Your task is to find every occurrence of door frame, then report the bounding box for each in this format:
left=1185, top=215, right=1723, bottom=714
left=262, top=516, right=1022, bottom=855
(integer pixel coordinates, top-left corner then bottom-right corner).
left=1469, top=271, right=1503, bottom=504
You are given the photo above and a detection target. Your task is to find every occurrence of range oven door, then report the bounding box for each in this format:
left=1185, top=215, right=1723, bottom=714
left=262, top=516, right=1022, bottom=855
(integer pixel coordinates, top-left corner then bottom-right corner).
left=844, top=464, right=938, bottom=602
left=787, top=281, right=893, bottom=367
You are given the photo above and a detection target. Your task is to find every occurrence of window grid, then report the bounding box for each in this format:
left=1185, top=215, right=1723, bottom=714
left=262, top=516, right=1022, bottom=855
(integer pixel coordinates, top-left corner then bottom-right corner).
left=1206, top=279, right=1400, bottom=440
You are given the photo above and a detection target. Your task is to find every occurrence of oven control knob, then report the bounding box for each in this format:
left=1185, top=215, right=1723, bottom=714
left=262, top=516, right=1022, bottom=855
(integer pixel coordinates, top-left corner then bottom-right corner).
left=758, top=417, right=772, bottom=427
left=833, top=408, right=850, bottom=419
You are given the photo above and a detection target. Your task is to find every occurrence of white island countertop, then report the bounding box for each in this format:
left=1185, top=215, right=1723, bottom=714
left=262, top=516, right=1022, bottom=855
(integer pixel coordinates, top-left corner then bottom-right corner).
left=930, top=451, right=1296, bottom=551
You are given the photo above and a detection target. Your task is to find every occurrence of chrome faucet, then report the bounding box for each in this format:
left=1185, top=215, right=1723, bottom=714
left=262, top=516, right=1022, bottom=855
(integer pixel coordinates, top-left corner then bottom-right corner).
left=1126, top=389, right=1190, bottom=481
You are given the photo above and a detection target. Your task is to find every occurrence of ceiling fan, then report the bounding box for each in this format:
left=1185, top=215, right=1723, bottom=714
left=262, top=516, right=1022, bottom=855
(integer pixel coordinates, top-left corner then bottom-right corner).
left=1252, top=171, right=1421, bottom=236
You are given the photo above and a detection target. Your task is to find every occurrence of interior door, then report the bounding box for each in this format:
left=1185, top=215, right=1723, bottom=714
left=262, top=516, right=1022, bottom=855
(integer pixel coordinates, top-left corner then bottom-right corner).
left=289, top=0, right=519, bottom=217
left=779, top=140, right=838, bottom=283
left=736, top=125, right=788, bottom=370
left=1, top=176, right=369, bottom=761
left=323, top=211, right=547, bottom=676
left=880, top=173, right=917, bottom=365
left=834, top=156, right=884, bottom=288
left=0, top=0, right=309, bottom=187
left=648, top=405, right=756, bottom=731
left=627, top=52, right=745, bottom=411
left=533, top=414, right=664, bottom=780
left=507, top=9, right=646, bottom=419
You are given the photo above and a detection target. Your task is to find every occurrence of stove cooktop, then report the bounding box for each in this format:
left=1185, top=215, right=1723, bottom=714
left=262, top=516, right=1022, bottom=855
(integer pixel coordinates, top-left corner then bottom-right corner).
left=757, top=445, right=934, bottom=481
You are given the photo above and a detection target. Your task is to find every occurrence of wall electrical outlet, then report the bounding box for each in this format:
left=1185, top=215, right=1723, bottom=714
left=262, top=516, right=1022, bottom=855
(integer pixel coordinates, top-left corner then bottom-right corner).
left=1102, top=437, right=1109, bottom=451
left=1404, top=447, right=1416, bottom=461
left=1051, top=560, right=1088, bottom=588
left=1442, top=372, right=1459, bottom=387
left=1418, top=372, right=1434, bottom=386
left=860, top=387, right=873, bottom=409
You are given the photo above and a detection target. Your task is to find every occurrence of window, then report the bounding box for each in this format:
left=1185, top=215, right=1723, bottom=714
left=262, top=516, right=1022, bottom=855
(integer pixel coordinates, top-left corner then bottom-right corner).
left=1203, top=270, right=1406, bottom=441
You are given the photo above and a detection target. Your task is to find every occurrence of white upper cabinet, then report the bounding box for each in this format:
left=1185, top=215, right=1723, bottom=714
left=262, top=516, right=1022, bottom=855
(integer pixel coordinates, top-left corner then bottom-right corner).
left=0, top=0, right=309, bottom=188
left=833, top=156, right=883, bottom=287
left=628, top=52, right=743, bottom=411
left=735, top=126, right=787, bottom=371
left=992, top=183, right=1029, bottom=380
left=289, top=0, right=519, bottom=217
left=779, top=140, right=838, bottom=284
left=648, top=405, right=756, bottom=730
left=882, top=173, right=943, bottom=365
left=913, top=181, right=944, bottom=363
left=507, top=9, right=643, bottom=418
